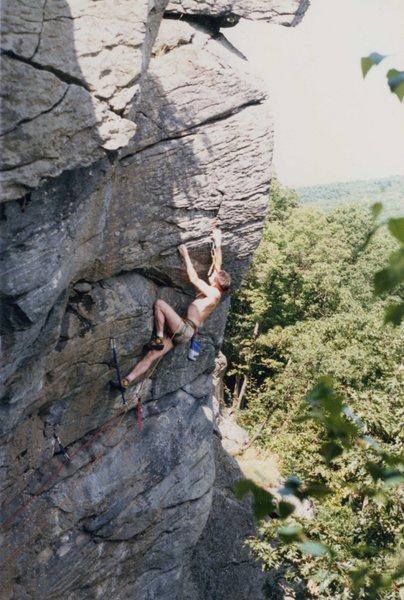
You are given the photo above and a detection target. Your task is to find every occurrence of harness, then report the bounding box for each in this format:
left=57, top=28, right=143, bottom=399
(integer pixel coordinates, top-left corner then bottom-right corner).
left=1, top=230, right=223, bottom=566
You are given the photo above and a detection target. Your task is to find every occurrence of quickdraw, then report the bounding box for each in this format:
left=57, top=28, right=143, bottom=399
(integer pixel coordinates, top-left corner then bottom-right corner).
left=111, top=338, right=127, bottom=405
left=54, top=434, right=71, bottom=463
left=208, top=237, right=217, bottom=277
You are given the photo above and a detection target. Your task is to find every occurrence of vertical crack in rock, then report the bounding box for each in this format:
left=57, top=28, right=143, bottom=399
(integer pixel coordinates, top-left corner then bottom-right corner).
left=30, top=0, right=48, bottom=60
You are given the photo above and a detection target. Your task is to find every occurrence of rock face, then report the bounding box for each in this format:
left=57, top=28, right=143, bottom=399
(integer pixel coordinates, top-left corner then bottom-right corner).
left=1, top=0, right=166, bottom=201
left=0, top=1, right=309, bottom=598
left=166, top=0, right=310, bottom=26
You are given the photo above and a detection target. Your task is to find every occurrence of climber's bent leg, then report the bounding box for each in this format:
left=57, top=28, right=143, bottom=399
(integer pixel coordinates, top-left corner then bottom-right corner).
left=155, top=299, right=184, bottom=336
left=149, top=299, right=184, bottom=349
left=126, top=337, right=174, bottom=384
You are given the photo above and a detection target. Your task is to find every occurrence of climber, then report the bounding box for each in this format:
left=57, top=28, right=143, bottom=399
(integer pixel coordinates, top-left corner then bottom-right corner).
left=111, top=228, right=231, bottom=390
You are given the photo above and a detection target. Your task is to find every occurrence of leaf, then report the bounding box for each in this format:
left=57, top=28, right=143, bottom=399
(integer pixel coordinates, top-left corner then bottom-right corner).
left=384, top=302, right=404, bottom=326
left=361, top=53, right=386, bottom=78
left=380, top=451, right=404, bottom=467
left=278, top=524, right=304, bottom=542
left=280, top=475, right=302, bottom=496
left=388, top=217, right=404, bottom=244
left=357, top=203, right=383, bottom=252
left=374, top=248, right=404, bottom=294
left=383, top=470, right=404, bottom=487
left=374, top=267, right=395, bottom=294
left=350, top=566, right=370, bottom=589
left=352, top=542, right=379, bottom=558
left=234, top=479, right=277, bottom=521
left=366, top=462, right=404, bottom=485
left=278, top=500, right=296, bottom=518
left=372, top=490, right=388, bottom=506
left=297, top=541, right=330, bottom=556
left=306, top=376, right=342, bottom=416
left=306, top=376, right=335, bottom=407
left=371, top=202, right=383, bottom=220
left=366, top=461, right=384, bottom=481
left=294, top=414, right=314, bottom=423
left=234, top=479, right=254, bottom=499
left=321, top=441, right=343, bottom=464
left=387, top=69, right=404, bottom=101
left=325, top=414, right=359, bottom=441
left=392, top=562, right=404, bottom=580
left=302, top=481, right=332, bottom=499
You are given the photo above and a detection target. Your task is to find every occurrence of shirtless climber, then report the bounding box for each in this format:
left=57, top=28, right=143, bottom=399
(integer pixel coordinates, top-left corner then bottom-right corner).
left=111, top=228, right=231, bottom=390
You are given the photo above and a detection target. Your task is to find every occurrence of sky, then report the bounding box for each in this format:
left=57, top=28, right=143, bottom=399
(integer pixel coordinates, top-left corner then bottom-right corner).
left=226, top=0, right=404, bottom=187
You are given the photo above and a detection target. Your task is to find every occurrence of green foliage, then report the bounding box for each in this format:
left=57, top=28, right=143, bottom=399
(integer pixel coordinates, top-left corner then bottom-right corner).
left=361, top=52, right=386, bottom=77
left=296, top=176, right=404, bottom=219
left=361, top=52, right=404, bottom=102
left=235, top=479, right=277, bottom=519
left=225, top=180, right=404, bottom=598
left=387, top=69, right=404, bottom=102
left=367, top=211, right=404, bottom=326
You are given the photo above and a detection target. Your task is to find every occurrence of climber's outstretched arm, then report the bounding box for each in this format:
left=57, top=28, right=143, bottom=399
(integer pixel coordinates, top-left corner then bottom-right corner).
left=178, top=244, right=220, bottom=299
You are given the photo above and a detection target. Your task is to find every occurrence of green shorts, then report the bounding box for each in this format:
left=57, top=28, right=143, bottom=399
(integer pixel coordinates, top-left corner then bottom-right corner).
left=173, top=318, right=197, bottom=345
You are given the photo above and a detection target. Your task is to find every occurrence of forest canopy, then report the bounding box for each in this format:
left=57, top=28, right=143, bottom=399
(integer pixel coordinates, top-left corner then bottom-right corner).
left=225, top=179, right=404, bottom=599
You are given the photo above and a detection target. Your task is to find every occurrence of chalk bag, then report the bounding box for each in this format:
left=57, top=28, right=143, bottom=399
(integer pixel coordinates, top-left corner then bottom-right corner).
left=188, top=336, right=201, bottom=361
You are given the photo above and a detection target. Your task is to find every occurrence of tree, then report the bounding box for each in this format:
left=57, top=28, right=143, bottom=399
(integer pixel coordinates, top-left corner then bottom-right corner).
left=225, top=181, right=404, bottom=598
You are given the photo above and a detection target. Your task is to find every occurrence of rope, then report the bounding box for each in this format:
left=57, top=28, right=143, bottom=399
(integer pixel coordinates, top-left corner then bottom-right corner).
left=131, top=321, right=183, bottom=431
left=0, top=342, right=139, bottom=568
left=1, top=240, right=210, bottom=567
left=0, top=401, right=130, bottom=567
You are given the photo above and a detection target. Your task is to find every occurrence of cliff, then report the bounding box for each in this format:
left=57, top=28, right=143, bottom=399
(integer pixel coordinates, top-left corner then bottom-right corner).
left=0, top=2, right=309, bottom=598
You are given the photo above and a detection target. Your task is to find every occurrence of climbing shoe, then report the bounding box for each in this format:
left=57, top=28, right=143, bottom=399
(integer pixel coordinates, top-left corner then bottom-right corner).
left=147, top=336, right=165, bottom=351
left=109, top=378, right=129, bottom=393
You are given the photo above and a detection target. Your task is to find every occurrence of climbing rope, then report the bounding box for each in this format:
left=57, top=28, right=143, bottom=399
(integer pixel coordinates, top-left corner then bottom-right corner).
left=130, top=321, right=184, bottom=431
left=0, top=316, right=185, bottom=566
left=1, top=235, right=215, bottom=568
left=0, top=400, right=130, bottom=567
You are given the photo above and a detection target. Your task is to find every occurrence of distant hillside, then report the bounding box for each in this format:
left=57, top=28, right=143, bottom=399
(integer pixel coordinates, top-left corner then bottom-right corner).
left=296, top=175, right=404, bottom=218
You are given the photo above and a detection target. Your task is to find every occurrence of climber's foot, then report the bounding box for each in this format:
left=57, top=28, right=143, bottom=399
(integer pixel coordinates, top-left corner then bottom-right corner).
left=109, top=378, right=129, bottom=394
left=146, top=336, right=165, bottom=351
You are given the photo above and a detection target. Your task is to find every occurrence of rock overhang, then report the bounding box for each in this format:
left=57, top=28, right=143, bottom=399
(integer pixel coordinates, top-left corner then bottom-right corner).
left=0, top=1, right=309, bottom=598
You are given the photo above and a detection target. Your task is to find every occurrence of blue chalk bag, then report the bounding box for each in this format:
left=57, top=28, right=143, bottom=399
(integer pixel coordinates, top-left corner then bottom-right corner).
left=188, top=336, right=201, bottom=361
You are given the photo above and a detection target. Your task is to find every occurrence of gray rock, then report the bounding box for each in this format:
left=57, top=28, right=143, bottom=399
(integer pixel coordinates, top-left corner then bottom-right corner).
left=72, top=282, right=92, bottom=294
left=0, top=0, right=168, bottom=201
left=220, top=416, right=250, bottom=454
left=185, top=437, right=268, bottom=600
left=0, top=0, right=44, bottom=58
left=167, top=0, right=310, bottom=26
left=0, top=2, right=308, bottom=598
left=127, top=21, right=269, bottom=153
left=2, top=379, right=215, bottom=600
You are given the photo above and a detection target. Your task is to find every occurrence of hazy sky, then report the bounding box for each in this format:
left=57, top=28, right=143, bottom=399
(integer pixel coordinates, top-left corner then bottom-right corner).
left=227, top=0, right=404, bottom=187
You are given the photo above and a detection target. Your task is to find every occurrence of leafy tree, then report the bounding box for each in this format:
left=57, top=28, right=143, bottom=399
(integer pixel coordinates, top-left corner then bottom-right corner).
left=225, top=180, right=404, bottom=598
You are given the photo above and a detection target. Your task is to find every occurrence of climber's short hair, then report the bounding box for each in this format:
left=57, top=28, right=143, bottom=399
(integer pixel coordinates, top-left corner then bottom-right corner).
left=216, top=270, right=231, bottom=292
